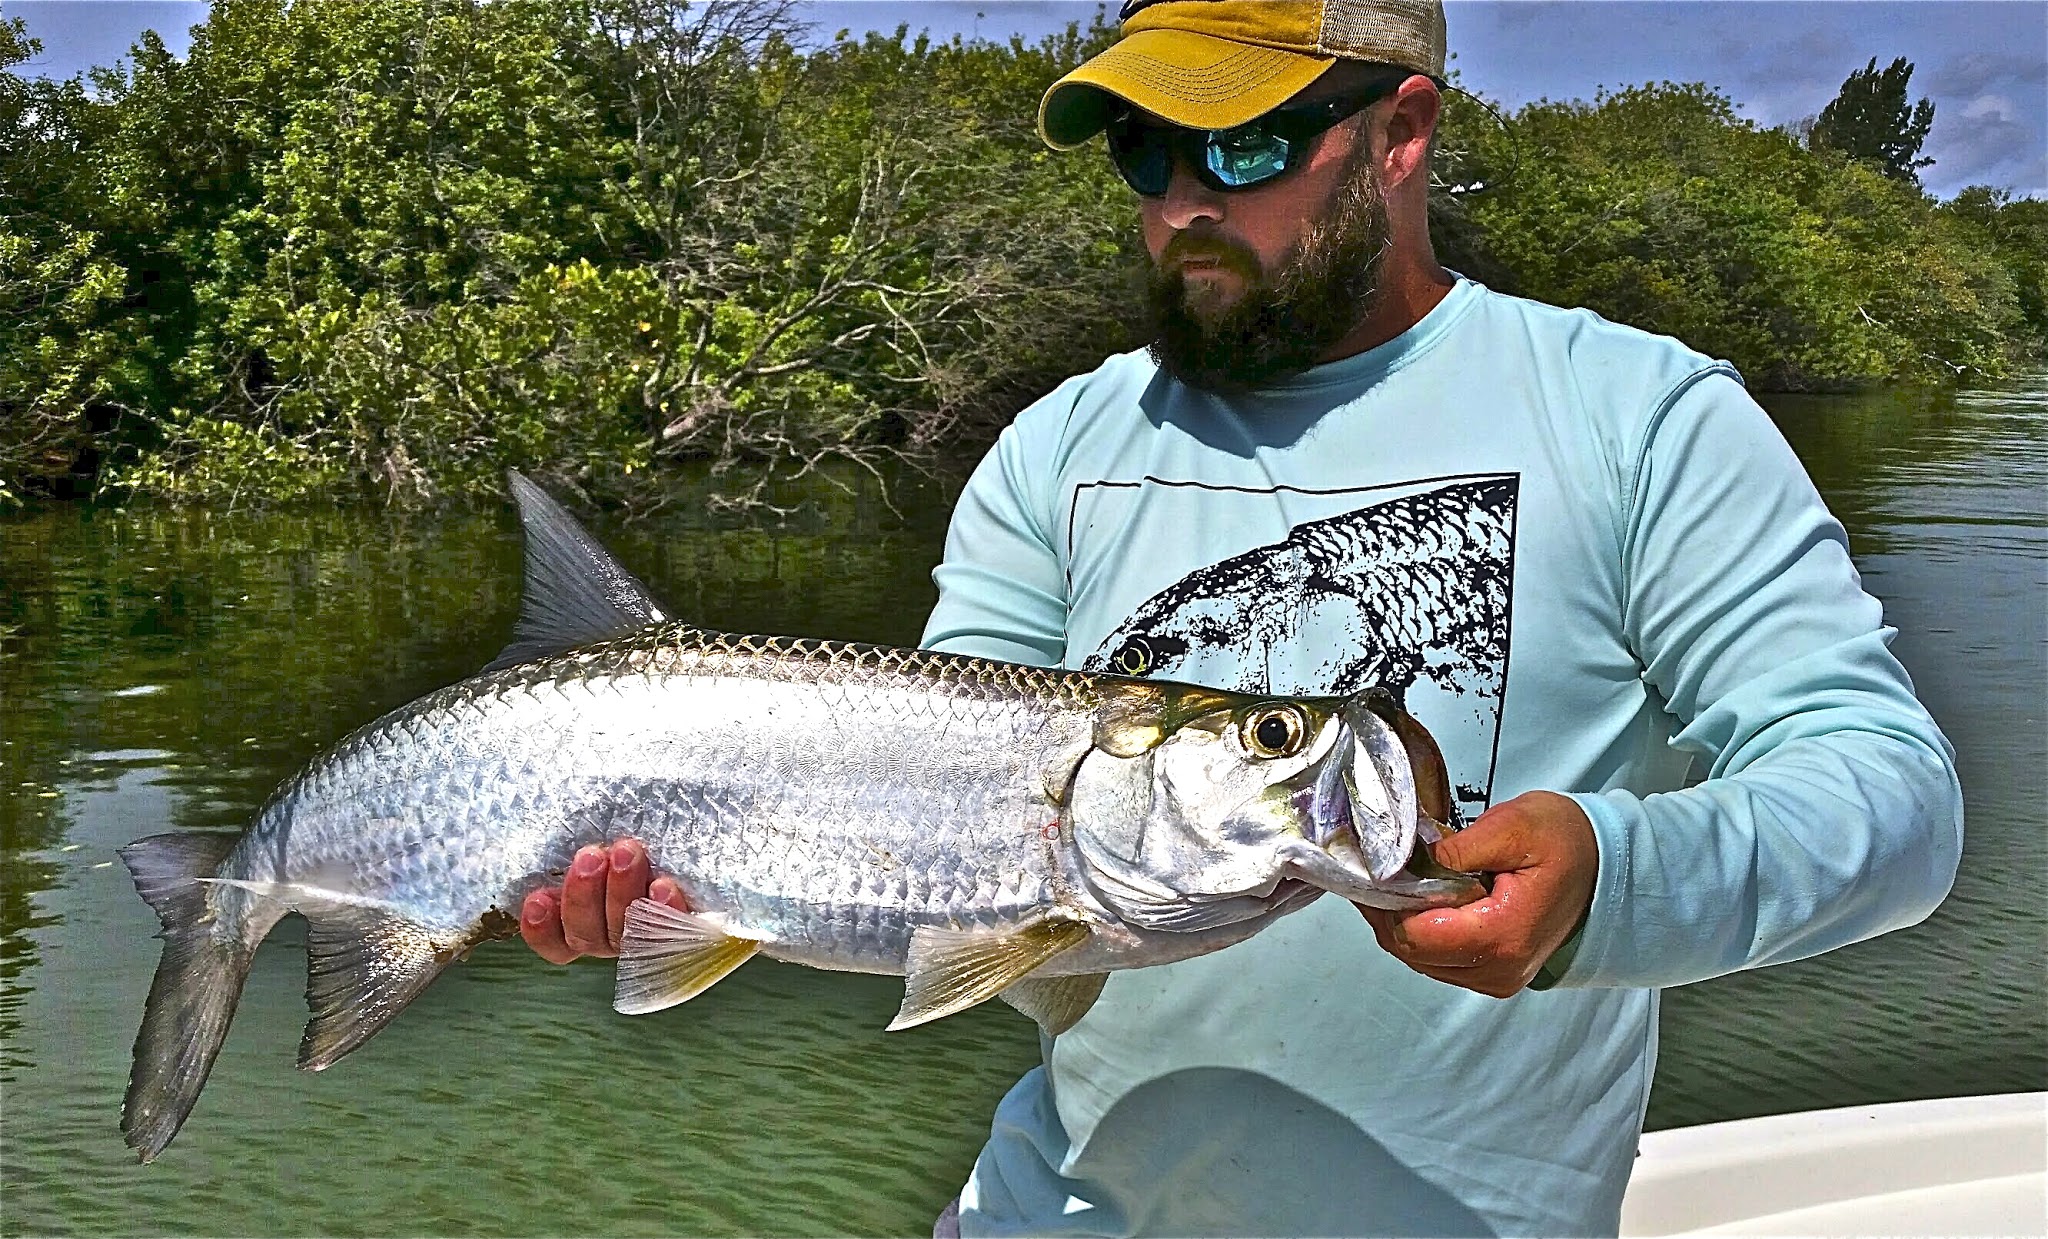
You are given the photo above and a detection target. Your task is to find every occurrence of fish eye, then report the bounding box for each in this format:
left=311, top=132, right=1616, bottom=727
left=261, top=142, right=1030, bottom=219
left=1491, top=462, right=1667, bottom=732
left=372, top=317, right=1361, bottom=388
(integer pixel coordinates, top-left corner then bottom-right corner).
left=1244, top=706, right=1306, bottom=759
left=1113, top=637, right=1153, bottom=675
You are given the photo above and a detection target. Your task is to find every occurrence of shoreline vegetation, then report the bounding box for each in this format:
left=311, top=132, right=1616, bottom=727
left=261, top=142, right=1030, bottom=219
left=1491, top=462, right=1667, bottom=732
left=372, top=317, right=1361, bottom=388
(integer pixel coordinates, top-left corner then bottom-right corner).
left=3, top=1, right=2044, bottom=511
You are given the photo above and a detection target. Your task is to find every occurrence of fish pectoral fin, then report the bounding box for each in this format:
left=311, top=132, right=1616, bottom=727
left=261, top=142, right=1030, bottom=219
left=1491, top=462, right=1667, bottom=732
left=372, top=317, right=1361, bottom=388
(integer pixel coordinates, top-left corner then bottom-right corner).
left=613, top=899, right=761, bottom=1015
left=297, top=900, right=462, bottom=1072
left=889, top=917, right=1091, bottom=1032
left=1000, top=972, right=1107, bottom=1036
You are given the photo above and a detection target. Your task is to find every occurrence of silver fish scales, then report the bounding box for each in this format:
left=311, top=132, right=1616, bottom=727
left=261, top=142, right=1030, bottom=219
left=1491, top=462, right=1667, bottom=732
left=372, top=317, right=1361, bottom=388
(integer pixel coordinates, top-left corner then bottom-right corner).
left=117, top=474, right=1484, bottom=1164
left=284, top=632, right=1094, bottom=964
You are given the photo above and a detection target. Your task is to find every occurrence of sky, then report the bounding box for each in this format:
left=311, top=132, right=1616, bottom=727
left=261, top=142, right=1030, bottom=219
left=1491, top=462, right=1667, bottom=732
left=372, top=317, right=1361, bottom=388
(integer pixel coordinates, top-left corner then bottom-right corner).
left=7, top=0, right=2043, bottom=199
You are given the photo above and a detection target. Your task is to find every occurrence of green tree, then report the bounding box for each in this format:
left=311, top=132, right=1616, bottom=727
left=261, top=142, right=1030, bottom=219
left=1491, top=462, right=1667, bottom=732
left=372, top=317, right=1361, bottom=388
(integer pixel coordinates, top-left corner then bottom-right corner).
left=1464, top=82, right=2019, bottom=388
left=1809, top=57, right=1936, bottom=186
left=3, top=0, right=1134, bottom=508
left=0, top=18, right=132, bottom=504
left=1943, top=185, right=2048, bottom=354
left=6, top=1, right=2036, bottom=509
left=1427, top=77, right=1521, bottom=292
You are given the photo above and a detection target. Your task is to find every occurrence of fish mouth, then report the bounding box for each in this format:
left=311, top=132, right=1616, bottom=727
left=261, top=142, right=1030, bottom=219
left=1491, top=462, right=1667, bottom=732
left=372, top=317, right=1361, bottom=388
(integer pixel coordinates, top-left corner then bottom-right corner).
left=1285, top=708, right=1487, bottom=912
left=1280, top=819, right=1483, bottom=912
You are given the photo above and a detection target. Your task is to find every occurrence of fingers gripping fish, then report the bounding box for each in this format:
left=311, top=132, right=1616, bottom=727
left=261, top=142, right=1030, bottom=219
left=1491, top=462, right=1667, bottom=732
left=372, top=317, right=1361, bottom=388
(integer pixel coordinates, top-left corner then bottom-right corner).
left=117, top=472, right=1485, bottom=1162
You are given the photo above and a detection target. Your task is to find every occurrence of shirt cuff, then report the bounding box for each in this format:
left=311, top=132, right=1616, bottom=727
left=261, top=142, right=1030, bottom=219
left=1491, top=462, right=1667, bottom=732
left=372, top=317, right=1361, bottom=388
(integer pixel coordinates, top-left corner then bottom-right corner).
left=1527, top=791, right=1630, bottom=989
left=1528, top=920, right=1585, bottom=990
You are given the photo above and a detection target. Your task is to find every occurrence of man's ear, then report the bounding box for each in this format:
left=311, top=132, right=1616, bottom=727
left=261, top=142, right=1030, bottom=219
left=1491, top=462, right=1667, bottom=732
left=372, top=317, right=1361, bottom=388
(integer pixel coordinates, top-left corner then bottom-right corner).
left=1379, top=76, right=1441, bottom=192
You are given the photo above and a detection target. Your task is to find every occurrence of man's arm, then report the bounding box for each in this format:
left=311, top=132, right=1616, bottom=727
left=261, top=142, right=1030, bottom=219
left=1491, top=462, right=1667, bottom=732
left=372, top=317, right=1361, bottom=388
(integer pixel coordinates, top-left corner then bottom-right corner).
left=920, top=415, right=1071, bottom=664
left=1369, top=373, right=1963, bottom=995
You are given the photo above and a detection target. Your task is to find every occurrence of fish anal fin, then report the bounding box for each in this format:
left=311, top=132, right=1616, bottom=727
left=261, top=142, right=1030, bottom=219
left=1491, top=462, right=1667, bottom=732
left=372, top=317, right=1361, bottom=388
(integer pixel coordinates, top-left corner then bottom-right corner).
left=889, top=917, right=1091, bottom=1032
left=1000, top=972, right=1107, bottom=1036
left=298, top=902, right=460, bottom=1072
left=486, top=471, right=671, bottom=673
left=613, top=899, right=761, bottom=1015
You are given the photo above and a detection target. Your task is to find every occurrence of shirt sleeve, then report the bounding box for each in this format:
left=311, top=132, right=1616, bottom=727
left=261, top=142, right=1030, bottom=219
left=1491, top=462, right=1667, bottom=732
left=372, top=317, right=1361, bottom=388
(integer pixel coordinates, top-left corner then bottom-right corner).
left=920, top=412, right=1071, bottom=667
left=1540, top=371, right=1963, bottom=991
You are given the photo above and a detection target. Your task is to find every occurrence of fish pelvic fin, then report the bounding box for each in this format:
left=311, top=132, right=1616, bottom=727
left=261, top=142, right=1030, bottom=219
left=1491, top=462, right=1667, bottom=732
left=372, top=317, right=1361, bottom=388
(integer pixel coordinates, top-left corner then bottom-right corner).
left=486, top=471, right=670, bottom=673
left=889, top=917, right=1091, bottom=1032
left=1000, top=972, right=1108, bottom=1036
left=613, top=899, right=761, bottom=1015
left=297, top=900, right=475, bottom=1072
left=119, top=831, right=273, bottom=1164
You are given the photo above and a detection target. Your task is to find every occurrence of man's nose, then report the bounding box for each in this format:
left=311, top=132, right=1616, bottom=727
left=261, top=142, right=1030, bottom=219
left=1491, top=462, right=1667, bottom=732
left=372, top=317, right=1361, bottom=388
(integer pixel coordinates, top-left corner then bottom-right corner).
left=1158, top=151, right=1225, bottom=230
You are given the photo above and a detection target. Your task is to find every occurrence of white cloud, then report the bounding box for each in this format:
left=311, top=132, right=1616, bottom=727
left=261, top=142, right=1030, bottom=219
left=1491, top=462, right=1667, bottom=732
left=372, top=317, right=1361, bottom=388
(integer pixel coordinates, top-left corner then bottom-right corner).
left=1928, top=92, right=2044, bottom=193
left=1715, top=28, right=1842, bottom=92
left=1925, top=50, right=2047, bottom=98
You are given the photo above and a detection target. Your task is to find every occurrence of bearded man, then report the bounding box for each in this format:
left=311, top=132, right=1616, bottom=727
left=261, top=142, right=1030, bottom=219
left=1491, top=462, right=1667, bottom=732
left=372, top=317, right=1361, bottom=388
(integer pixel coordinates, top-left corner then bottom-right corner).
left=522, top=2, right=1963, bottom=1234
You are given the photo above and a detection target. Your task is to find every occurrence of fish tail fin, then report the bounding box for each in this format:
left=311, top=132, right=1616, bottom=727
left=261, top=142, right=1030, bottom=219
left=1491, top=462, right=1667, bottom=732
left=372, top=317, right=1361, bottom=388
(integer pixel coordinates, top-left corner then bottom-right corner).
left=119, top=831, right=267, bottom=1163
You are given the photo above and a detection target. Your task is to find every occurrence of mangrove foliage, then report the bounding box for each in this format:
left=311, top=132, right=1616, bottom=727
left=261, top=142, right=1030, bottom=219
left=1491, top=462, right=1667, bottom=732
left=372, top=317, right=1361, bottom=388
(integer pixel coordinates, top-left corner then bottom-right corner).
left=3, top=1, right=2043, bottom=507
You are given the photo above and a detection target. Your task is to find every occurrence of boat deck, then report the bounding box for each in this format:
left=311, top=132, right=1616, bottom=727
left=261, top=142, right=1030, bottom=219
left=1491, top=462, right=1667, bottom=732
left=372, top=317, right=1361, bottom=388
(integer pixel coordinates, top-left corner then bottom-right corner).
left=1622, top=1092, right=2046, bottom=1236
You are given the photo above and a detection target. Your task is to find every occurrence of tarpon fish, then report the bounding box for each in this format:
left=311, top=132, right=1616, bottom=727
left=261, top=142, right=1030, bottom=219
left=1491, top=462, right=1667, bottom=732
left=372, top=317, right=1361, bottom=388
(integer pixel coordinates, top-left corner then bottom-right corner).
left=118, top=473, right=1484, bottom=1162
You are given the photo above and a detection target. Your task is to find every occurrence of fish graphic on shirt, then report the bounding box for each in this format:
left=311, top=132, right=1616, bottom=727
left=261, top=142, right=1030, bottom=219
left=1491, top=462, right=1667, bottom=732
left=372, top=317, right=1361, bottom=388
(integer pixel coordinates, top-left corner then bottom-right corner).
left=1084, top=475, right=1517, bottom=813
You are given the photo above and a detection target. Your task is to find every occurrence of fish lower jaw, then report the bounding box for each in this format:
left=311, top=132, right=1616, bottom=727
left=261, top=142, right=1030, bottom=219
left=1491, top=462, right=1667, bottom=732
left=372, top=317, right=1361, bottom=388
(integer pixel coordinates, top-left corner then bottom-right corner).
left=1342, top=873, right=1489, bottom=911
left=1276, top=839, right=1486, bottom=911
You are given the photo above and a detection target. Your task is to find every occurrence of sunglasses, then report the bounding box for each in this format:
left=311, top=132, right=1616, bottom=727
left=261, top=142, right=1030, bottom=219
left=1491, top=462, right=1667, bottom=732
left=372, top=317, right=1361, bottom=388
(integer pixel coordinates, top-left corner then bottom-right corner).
left=1104, top=80, right=1408, bottom=197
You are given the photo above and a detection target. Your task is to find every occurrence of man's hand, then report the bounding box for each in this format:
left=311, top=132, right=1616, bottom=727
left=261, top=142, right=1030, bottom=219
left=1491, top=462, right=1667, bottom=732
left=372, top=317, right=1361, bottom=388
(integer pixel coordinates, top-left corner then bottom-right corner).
left=519, top=838, right=689, bottom=964
left=1358, top=791, right=1598, bottom=998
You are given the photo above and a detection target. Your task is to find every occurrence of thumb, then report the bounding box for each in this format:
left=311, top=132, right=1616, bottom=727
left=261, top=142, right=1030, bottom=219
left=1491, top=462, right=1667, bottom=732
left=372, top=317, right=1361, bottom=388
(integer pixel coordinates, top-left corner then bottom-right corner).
left=1427, top=799, right=1540, bottom=875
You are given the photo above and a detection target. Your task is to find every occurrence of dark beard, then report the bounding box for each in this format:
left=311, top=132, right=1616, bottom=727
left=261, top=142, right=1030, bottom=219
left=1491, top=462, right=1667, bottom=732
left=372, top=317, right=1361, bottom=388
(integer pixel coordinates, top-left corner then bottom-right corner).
left=1144, top=159, right=1391, bottom=394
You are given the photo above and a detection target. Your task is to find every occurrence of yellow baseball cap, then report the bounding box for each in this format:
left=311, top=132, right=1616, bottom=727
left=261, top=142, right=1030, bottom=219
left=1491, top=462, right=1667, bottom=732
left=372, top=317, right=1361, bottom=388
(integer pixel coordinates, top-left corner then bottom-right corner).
left=1039, top=0, right=1448, bottom=149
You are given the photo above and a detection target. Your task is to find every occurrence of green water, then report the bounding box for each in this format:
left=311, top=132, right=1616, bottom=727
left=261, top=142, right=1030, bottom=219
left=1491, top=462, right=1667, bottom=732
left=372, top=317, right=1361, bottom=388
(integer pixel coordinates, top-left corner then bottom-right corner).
left=2, top=381, right=2042, bottom=1235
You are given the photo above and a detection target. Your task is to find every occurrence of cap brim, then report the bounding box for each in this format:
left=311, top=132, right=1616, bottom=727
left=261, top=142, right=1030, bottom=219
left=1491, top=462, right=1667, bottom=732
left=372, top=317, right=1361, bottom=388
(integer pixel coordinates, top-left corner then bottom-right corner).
left=1039, top=28, right=1334, bottom=149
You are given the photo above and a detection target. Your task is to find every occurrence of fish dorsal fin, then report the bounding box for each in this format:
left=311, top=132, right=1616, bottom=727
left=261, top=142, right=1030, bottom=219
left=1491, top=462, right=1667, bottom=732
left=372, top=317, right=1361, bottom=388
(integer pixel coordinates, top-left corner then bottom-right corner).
left=1000, top=972, right=1107, bottom=1036
left=485, top=471, right=670, bottom=673
left=888, top=917, right=1091, bottom=1031
left=613, top=899, right=762, bottom=1015
left=297, top=901, right=461, bottom=1071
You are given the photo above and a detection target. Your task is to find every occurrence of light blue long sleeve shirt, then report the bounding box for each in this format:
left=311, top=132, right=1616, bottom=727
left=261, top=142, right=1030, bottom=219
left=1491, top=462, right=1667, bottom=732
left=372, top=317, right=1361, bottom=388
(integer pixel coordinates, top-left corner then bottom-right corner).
left=920, top=278, right=1962, bottom=1237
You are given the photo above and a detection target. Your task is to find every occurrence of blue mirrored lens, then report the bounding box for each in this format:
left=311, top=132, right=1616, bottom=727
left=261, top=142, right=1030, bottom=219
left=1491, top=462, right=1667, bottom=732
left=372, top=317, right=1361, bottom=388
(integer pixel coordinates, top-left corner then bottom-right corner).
left=1206, top=130, right=1292, bottom=187
left=1107, top=120, right=1296, bottom=195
